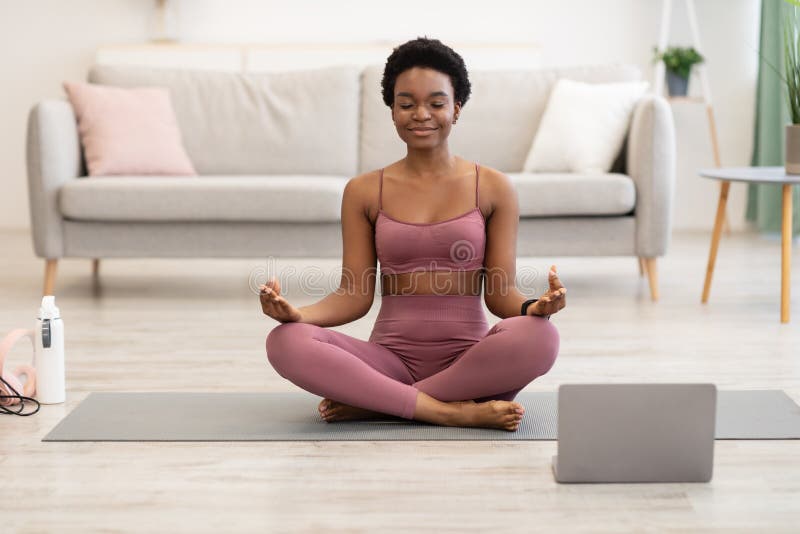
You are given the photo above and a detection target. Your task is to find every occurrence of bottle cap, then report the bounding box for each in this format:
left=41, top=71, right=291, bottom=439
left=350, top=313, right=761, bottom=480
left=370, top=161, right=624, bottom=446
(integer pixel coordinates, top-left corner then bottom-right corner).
left=38, top=295, right=60, bottom=319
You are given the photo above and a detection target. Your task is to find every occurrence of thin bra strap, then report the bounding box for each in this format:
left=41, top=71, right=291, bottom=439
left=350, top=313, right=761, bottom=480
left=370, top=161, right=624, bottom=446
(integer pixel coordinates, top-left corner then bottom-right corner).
left=378, top=168, right=384, bottom=210
left=475, top=163, right=480, bottom=207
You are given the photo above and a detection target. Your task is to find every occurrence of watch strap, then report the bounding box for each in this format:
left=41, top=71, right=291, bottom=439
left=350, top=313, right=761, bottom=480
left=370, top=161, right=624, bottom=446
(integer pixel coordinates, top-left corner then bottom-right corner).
left=521, top=298, right=539, bottom=316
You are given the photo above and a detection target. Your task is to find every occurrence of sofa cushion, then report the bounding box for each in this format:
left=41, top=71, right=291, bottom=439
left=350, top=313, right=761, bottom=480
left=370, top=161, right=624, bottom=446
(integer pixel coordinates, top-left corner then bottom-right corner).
left=59, top=176, right=348, bottom=222
left=62, top=81, right=196, bottom=176
left=523, top=79, right=648, bottom=173
left=88, top=65, right=360, bottom=177
left=359, top=63, right=642, bottom=174
left=59, top=172, right=634, bottom=223
left=508, top=172, right=636, bottom=216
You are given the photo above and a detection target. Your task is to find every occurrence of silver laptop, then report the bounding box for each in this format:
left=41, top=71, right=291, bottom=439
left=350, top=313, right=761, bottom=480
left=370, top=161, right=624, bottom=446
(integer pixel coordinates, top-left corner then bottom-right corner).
left=552, top=383, right=716, bottom=483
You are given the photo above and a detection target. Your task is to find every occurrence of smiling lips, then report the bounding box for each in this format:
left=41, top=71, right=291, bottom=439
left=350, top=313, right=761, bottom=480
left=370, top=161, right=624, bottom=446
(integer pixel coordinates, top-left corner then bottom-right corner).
left=409, top=126, right=437, bottom=136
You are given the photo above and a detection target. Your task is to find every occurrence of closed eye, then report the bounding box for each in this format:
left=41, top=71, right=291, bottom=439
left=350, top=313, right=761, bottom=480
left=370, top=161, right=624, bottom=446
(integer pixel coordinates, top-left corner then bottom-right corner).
left=399, top=103, right=445, bottom=109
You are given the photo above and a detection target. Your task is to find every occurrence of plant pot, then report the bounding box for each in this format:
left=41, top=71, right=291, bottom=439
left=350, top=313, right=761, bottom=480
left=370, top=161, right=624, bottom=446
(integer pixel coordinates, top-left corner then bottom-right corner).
left=666, top=70, right=689, bottom=97
left=786, top=124, right=800, bottom=174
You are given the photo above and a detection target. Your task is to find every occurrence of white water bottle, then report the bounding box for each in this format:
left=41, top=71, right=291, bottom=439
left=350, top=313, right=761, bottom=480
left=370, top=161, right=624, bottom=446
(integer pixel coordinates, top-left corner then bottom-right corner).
left=34, top=296, right=65, bottom=404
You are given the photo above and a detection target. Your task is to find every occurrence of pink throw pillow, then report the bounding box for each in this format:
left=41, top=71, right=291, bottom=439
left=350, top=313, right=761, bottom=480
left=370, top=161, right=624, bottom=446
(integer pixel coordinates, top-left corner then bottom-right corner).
left=63, top=81, right=196, bottom=176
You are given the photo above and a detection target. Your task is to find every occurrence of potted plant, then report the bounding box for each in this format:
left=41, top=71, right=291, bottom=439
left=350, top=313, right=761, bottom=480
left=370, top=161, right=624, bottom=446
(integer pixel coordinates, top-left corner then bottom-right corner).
left=652, top=46, right=705, bottom=97
left=784, top=0, right=800, bottom=173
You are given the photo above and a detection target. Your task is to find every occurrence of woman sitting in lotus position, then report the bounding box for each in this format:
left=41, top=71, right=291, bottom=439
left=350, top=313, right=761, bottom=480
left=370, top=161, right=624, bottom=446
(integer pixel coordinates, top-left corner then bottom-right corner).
left=261, top=37, right=566, bottom=431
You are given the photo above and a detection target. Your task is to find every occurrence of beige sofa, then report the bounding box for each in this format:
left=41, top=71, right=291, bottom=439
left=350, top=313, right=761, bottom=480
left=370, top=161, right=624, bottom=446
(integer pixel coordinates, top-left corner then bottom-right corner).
left=26, top=63, right=675, bottom=299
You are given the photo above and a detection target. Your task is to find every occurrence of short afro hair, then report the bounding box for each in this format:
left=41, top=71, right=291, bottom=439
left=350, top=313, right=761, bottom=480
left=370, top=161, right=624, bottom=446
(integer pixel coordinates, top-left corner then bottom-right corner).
left=381, top=37, right=471, bottom=108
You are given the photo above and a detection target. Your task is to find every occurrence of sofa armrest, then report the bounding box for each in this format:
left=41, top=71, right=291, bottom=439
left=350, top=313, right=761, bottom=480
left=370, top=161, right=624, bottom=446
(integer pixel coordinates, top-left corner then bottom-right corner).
left=626, top=95, right=676, bottom=257
left=26, top=99, right=83, bottom=259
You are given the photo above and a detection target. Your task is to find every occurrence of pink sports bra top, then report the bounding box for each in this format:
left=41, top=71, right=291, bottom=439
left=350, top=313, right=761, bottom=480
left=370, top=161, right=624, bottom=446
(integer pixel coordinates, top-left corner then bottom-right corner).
left=375, top=163, right=486, bottom=276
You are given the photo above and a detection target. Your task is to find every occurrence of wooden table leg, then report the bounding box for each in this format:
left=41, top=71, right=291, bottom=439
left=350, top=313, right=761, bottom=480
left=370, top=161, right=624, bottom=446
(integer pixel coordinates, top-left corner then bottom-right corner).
left=706, top=105, right=731, bottom=237
left=702, top=180, right=731, bottom=303
left=43, top=259, right=58, bottom=296
left=781, top=184, right=793, bottom=323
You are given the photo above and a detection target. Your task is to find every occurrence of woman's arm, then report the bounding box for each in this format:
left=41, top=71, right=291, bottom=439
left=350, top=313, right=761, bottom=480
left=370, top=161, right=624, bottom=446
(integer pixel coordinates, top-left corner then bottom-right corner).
left=296, top=174, right=378, bottom=327
left=482, top=168, right=543, bottom=319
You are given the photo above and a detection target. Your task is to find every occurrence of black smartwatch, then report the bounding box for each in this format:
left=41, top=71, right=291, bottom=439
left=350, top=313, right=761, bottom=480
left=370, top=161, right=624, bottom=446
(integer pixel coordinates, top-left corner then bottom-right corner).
left=521, top=297, right=551, bottom=320
left=520, top=298, right=539, bottom=316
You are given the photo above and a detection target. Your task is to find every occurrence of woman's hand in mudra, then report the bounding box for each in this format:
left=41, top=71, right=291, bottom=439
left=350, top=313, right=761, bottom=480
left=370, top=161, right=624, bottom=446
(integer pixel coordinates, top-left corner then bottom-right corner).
left=528, top=265, right=567, bottom=317
left=259, top=277, right=303, bottom=323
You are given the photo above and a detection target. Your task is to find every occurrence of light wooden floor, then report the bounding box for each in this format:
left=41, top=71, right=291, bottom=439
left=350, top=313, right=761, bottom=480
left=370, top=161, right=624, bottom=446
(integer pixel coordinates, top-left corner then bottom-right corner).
left=1, top=228, right=798, bottom=533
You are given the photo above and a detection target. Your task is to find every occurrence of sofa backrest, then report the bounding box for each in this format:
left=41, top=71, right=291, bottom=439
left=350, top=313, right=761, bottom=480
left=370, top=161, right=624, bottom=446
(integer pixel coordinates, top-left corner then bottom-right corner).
left=89, top=64, right=361, bottom=176
left=359, top=63, right=642, bottom=174
left=87, top=63, right=641, bottom=177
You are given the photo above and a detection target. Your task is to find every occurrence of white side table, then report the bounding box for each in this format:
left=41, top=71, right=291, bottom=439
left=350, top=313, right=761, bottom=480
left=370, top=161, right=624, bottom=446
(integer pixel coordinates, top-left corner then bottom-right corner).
left=700, top=166, right=799, bottom=323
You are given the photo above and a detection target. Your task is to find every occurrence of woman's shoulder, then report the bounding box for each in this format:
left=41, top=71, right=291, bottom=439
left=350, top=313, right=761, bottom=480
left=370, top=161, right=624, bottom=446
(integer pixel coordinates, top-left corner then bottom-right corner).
left=345, top=169, right=382, bottom=192
left=473, top=163, right=516, bottom=218
left=474, top=162, right=513, bottom=193
left=475, top=161, right=507, bottom=180
left=343, top=170, right=383, bottom=221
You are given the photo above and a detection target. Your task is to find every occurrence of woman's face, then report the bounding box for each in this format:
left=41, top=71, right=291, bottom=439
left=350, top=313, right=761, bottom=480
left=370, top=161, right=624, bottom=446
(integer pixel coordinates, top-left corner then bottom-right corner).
left=391, top=67, right=461, bottom=148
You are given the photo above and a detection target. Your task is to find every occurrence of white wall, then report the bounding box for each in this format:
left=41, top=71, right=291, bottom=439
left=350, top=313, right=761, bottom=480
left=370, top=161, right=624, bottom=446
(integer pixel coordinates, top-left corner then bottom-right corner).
left=0, top=0, right=761, bottom=231
left=0, top=0, right=151, bottom=230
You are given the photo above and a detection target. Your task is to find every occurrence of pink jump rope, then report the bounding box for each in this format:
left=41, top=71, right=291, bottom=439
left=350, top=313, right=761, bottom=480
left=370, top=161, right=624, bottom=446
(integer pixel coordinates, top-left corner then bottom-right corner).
left=0, top=329, right=40, bottom=416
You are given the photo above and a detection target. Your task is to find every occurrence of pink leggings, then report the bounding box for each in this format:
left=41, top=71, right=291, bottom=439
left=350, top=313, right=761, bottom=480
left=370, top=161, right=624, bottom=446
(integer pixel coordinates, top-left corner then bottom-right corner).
left=265, top=294, right=559, bottom=420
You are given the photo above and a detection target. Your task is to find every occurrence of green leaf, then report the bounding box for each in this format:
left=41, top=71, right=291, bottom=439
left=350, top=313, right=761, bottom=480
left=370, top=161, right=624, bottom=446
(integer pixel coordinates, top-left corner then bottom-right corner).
left=783, top=10, right=800, bottom=123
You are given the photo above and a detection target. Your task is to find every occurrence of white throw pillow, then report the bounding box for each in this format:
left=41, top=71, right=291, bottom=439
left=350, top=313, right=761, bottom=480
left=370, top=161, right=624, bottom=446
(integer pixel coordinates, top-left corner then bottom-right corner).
left=523, top=78, right=649, bottom=173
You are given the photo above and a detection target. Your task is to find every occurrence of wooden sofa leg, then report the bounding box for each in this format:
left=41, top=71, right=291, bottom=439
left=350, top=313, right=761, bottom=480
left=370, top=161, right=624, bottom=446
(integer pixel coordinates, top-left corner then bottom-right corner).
left=643, top=257, right=659, bottom=301
left=92, top=258, right=100, bottom=277
left=638, top=257, right=646, bottom=277
left=44, top=259, right=58, bottom=296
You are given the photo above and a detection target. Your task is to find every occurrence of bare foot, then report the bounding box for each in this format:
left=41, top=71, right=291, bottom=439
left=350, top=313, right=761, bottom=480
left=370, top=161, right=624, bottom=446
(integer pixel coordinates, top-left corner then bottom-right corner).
left=453, top=400, right=525, bottom=432
left=318, top=398, right=478, bottom=423
left=318, top=398, right=387, bottom=422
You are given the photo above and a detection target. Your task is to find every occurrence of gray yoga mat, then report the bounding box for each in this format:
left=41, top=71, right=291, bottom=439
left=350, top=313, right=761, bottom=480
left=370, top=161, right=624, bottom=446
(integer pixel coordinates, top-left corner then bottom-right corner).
left=42, top=390, right=800, bottom=442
